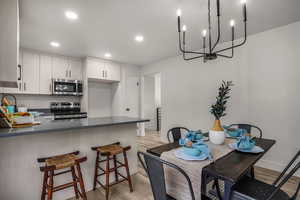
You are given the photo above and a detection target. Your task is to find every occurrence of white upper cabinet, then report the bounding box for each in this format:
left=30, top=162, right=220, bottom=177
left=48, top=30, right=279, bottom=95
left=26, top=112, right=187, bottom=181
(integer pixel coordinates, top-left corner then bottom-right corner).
left=68, top=59, right=82, bottom=80
left=0, top=0, right=19, bottom=88
left=86, top=58, right=120, bottom=82
left=52, top=56, right=69, bottom=79
left=86, top=58, right=105, bottom=80
left=39, top=54, right=52, bottom=94
left=105, top=61, right=121, bottom=82
left=22, top=51, right=40, bottom=94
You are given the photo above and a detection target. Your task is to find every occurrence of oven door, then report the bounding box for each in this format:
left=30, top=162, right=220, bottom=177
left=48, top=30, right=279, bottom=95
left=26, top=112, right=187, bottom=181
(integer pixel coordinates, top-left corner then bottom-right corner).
left=52, top=80, right=78, bottom=96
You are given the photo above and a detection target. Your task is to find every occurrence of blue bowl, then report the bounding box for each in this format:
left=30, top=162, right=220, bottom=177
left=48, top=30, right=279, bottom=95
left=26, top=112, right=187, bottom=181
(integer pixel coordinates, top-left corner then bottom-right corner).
left=182, top=147, right=201, bottom=157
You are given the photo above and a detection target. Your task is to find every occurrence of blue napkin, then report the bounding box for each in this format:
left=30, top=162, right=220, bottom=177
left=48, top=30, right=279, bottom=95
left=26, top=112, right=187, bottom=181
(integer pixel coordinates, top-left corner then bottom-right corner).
left=223, top=126, right=247, bottom=138
left=179, top=143, right=212, bottom=160
left=236, top=135, right=255, bottom=150
left=185, top=131, right=203, bottom=141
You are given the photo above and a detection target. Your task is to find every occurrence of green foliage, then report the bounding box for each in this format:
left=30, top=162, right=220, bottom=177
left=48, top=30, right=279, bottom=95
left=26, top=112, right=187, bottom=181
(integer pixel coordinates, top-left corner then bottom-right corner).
left=210, top=80, right=234, bottom=120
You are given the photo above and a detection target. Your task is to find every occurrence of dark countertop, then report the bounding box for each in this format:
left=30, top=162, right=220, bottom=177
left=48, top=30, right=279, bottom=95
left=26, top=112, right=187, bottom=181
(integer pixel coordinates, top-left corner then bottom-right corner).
left=0, top=116, right=149, bottom=138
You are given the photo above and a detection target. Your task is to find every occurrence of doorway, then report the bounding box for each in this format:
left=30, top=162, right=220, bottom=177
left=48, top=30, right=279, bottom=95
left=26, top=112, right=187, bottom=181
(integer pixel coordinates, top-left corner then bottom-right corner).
left=142, top=73, right=161, bottom=135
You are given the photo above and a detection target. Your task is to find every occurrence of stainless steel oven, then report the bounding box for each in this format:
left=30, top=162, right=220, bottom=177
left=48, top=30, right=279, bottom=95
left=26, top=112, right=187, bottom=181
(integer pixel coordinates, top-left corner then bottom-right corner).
left=52, top=79, right=83, bottom=96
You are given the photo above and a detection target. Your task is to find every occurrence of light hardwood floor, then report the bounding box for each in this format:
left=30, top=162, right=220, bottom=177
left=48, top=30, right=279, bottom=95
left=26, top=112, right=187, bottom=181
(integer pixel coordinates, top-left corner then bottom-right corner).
left=69, top=131, right=299, bottom=200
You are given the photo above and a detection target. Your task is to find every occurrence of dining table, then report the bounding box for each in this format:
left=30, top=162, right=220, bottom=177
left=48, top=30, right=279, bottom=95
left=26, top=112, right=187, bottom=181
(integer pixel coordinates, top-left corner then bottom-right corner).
left=147, top=137, right=276, bottom=200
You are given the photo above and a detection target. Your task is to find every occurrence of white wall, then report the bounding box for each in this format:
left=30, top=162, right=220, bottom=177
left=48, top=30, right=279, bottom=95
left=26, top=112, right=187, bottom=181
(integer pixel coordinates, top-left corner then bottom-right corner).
left=154, top=73, right=161, bottom=107
left=88, top=81, right=112, bottom=117
left=144, top=76, right=156, bottom=130
left=111, top=64, right=141, bottom=117
left=142, top=21, right=300, bottom=173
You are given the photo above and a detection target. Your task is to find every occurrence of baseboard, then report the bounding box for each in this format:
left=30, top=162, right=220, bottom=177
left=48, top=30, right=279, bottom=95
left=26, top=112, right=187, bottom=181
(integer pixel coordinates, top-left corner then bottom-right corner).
left=256, top=159, right=300, bottom=177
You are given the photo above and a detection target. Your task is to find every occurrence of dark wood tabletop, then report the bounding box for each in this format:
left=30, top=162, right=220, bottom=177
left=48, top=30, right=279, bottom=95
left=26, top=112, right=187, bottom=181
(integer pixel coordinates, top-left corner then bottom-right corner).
left=147, top=137, right=276, bottom=182
left=202, top=138, right=276, bottom=182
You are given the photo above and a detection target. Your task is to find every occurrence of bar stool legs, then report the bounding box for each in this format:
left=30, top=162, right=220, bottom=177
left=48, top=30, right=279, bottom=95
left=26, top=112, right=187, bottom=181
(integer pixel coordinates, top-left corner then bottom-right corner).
left=105, top=155, right=110, bottom=200
left=123, top=150, right=133, bottom=192
left=92, top=143, right=133, bottom=200
left=71, top=166, right=79, bottom=199
left=38, top=151, right=87, bottom=200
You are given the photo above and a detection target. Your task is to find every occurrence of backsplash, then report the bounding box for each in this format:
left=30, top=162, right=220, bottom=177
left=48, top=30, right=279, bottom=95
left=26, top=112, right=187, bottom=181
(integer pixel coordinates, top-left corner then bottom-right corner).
left=4, top=94, right=81, bottom=109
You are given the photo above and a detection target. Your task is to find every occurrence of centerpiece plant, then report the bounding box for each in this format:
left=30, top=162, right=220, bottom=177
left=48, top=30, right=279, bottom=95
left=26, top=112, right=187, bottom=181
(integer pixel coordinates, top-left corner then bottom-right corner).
left=209, top=80, right=234, bottom=144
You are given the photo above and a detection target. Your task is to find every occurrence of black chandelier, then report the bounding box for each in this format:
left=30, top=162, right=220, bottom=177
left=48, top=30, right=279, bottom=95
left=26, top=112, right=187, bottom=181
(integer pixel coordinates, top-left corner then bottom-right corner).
left=177, top=0, right=248, bottom=62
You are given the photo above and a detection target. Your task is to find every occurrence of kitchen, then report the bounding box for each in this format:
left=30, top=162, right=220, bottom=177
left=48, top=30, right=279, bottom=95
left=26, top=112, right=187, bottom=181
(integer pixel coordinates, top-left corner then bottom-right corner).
left=1, top=0, right=300, bottom=200
left=0, top=0, right=148, bottom=199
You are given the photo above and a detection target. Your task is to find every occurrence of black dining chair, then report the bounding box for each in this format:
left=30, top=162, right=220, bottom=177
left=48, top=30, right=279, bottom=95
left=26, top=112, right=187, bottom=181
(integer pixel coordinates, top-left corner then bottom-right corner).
left=228, top=124, right=263, bottom=139
left=167, top=127, right=190, bottom=143
left=231, top=150, right=300, bottom=200
left=137, top=151, right=196, bottom=200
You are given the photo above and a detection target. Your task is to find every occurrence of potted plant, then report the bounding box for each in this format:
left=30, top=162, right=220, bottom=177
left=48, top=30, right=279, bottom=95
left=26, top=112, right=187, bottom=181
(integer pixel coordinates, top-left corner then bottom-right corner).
left=209, top=81, right=234, bottom=144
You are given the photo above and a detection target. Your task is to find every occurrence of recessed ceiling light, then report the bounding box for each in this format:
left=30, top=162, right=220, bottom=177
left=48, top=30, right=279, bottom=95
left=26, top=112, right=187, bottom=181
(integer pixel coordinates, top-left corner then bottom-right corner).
left=104, top=53, right=112, bottom=58
left=135, top=35, right=144, bottom=42
left=65, top=11, right=78, bottom=20
left=50, top=41, right=60, bottom=47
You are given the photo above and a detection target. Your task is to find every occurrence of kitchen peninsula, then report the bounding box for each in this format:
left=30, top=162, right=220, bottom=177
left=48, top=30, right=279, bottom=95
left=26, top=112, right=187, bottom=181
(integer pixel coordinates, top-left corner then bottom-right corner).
left=0, top=116, right=148, bottom=200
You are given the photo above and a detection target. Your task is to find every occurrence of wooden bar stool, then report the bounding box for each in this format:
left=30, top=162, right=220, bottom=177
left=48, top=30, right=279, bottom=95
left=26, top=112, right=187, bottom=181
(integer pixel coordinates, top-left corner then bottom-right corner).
left=37, top=151, right=87, bottom=200
left=91, top=142, right=133, bottom=200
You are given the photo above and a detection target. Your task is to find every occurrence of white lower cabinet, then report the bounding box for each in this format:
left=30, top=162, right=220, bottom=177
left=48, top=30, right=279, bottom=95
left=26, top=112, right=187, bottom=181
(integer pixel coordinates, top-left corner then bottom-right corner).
left=39, top=55, right=52, bottom=94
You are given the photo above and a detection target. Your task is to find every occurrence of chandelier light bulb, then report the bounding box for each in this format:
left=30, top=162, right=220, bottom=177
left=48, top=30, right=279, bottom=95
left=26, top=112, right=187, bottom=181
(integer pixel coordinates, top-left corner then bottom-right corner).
left=230, top=19, right=235, bottom=27
left=202, top=29, right=207, bottom=37
left=241, top=0, right=247, bottom=4
left=182, top=25, right=187, bottom=32
left=176, top=9, right=182, bottom=17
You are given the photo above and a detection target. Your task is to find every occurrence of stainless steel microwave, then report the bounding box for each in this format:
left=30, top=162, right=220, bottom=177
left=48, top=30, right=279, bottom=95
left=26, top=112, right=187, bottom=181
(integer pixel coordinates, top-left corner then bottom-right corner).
left=52, top=79, right=83, bottom=96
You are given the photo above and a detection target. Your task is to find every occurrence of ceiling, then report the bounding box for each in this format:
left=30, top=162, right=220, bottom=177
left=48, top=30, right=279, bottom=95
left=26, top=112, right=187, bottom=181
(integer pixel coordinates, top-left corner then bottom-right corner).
left=20, top=0, right=300, bottom=66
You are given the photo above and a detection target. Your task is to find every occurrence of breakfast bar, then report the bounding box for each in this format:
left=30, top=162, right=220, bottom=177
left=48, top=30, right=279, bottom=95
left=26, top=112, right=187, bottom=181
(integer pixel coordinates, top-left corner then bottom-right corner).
left=0, top=116, right=148, bottom=200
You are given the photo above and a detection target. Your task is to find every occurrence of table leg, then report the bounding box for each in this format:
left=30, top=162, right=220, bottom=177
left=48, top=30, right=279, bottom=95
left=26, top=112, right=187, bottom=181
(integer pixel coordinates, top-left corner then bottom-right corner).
left=223, top=181, right=234, bottom=200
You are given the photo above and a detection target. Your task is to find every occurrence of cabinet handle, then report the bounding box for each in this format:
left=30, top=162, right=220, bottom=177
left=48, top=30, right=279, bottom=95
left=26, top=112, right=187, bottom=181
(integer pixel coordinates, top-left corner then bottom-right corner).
left=66, top=70, right=68, bottom=77
left=24, top=82, right=26, bottom=91
left=18, top=65, right=22, bottom=81
left=69, top=70, right=72, bottom=78
left=49, top=83, right=52, bottom=93
left=19, top=83, right=21, bottom=91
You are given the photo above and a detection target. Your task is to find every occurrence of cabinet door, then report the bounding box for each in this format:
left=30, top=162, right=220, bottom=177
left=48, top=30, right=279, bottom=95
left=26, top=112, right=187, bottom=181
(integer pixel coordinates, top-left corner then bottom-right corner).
left=87, top=59, right=105, bottom=80
left=69, top=59, right=82, bottom=80
left=22, top=51, right=39, bottom=94
left=105, top=61, right=120, bottom=82
left=2, top=50, right=23, bottom=94
left=52, top=56, right=69, bottom=79
left=39, top=55, right=52, bottom=94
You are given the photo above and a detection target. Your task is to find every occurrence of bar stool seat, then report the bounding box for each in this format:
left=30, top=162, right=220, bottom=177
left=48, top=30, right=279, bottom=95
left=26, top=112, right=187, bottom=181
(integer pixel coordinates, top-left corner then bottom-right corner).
left=96, top=144, right=124, bottom=156
left=92, top=142, right=133, bottom=200
left=45, top=154, right=77, bottom=170
left=37, top=151, right=87, bottom=200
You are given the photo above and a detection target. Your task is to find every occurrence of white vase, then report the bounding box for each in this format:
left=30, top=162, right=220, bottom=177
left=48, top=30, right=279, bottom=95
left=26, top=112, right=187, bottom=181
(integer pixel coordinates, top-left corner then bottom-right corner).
left=209, top=130, right=225, bottom=145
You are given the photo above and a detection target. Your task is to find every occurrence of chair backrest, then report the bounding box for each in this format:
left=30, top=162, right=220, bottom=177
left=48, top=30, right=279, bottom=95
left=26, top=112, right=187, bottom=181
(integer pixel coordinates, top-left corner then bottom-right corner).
left=229, top=123, right=262, bottom=138
left=167, top=127, right=190, bottom=143
left=268, top=150, right=300, bottom=200
left=137, top=151, right=195, bottom=200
